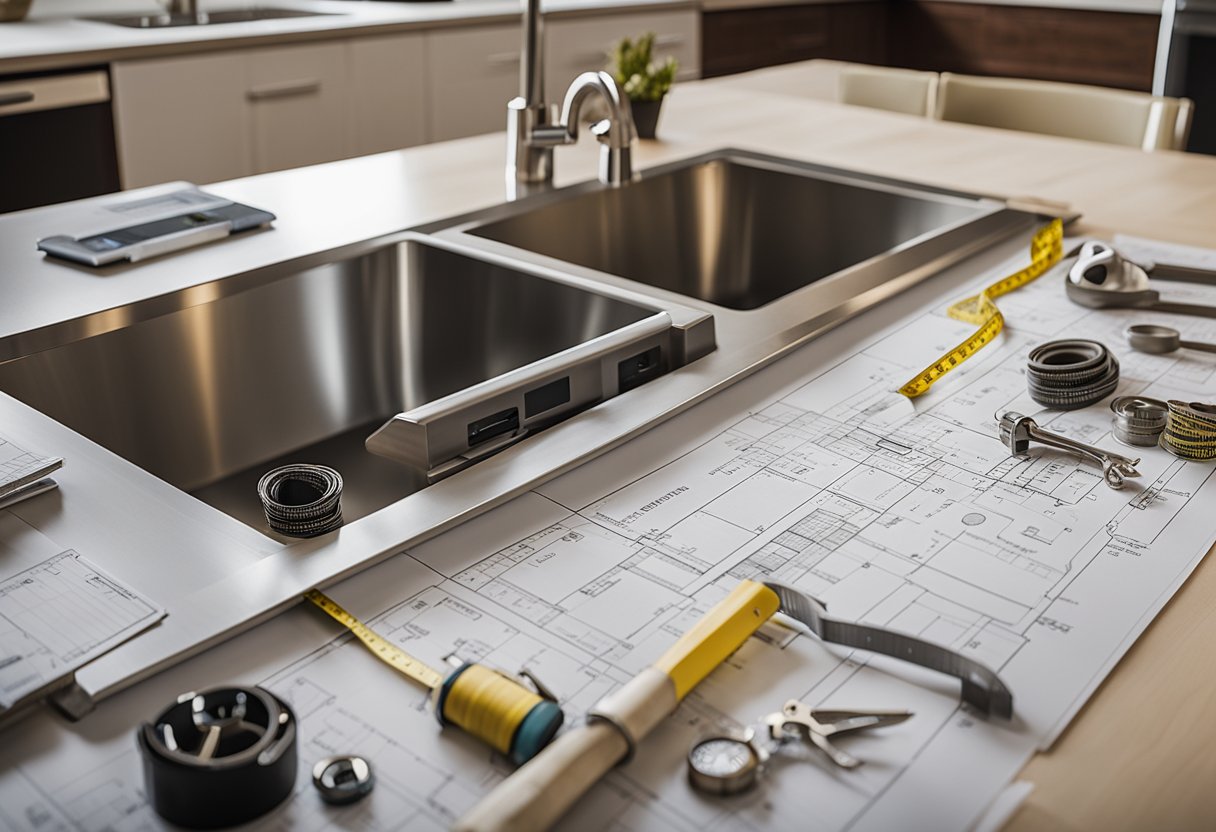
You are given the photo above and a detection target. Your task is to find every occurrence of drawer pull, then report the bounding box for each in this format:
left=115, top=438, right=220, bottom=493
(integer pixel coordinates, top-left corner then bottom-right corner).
left=654, top=34, right=686, bottom=47
left=485, top=52, right=521, bottom=66
left=0, top=91, right=35, bottom=108
left=246, top=78, right=322, bottom=101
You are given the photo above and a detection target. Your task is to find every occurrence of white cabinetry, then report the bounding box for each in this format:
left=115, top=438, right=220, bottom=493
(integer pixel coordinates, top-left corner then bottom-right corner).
left=245, top=43, right=349, bottom=175
left=426, top=24, right=521, bottom=143
left=349, top=34, right=427, bottom=156
left=113, top=35, right=426, bottom=188
left=112, top=51, right=250, bottom=188
left=110, top=8, right=701, bottom=187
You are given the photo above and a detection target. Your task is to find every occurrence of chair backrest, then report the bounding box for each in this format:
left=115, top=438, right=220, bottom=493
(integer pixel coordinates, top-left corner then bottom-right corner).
left=935, top=73, right=1193, bottom=151
left=838, top=65, right=939, bottom=117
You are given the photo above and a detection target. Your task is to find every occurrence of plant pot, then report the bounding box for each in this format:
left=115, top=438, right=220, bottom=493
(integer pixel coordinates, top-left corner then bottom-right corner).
left=631, top=97, right=665, bottom=140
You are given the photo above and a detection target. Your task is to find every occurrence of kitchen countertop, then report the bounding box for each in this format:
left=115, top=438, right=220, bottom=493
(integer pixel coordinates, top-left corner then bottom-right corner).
left=0, top=0, right=698, bottom=72
left=2, top=66, right=1216, bottom=828
left=3, top=0, right=1162, bottom=74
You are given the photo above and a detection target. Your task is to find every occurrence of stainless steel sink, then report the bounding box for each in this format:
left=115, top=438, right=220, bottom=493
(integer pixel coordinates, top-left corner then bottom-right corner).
left=0, top=236, right=711, bottom=534
left=462, top=151, right=1004, bottom=310
left=88, top=7, right=335, bottom=28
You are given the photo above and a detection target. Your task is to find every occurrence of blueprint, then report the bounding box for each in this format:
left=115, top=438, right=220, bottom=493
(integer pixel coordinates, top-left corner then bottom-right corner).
left=0, top=550, right=165, bottom=711
left=3, top=233, right=1216, bottom=832
left=0, top=434, right=61, bottom=505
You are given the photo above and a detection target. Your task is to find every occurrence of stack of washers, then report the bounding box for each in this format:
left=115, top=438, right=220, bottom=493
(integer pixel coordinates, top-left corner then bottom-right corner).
left=1110, top=396, right=1170, bottom=447
left=1026, top=340, right=1120, bottom=410
left=256, top=463, right=344, bottom=537
left=1162, top=401, right=1216, bottom=460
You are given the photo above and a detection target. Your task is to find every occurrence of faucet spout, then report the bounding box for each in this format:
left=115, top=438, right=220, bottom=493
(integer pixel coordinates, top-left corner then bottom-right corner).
left=557, top=71, right=636, bottom=185
left=506, top=0, right=637, bottom=192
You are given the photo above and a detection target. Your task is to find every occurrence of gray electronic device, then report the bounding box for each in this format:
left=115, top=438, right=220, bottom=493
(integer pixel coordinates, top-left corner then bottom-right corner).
left=37, top=189, right=275, bottom=266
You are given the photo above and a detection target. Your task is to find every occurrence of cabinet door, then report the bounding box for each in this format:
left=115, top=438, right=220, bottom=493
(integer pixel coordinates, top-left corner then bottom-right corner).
left=348, top=33, right=428, bottom=156
left=245, top=42, right=349, bottom=174
left=426, top=24, right=522, bottom=142
left=544, top=9, right=701, bottom=101
left=112, top=51, right=250, bottom=188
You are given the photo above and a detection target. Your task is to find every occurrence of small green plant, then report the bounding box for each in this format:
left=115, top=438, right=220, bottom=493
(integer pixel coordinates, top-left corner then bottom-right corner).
left=611, top=32, right=678, bottom=102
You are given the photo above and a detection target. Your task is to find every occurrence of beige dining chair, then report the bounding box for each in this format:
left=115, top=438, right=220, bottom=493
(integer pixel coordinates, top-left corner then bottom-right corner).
left=935, top=73, right=1194, bottom=151
left=838, top=64, right=939, bottom=117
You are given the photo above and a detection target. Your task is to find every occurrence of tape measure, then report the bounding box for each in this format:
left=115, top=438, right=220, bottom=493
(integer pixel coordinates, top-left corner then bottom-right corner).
left=899, top=219, right=1064, bottom=398
left=305, top=590, right=563, bottom=764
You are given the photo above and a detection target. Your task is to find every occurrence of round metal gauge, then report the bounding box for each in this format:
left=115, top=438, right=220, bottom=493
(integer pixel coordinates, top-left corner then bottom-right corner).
left=687, top=735, right=762, bottom=796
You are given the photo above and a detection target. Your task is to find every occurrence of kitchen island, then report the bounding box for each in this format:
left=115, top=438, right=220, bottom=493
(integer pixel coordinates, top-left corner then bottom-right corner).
left=2, top=72, right=1216, bottom=829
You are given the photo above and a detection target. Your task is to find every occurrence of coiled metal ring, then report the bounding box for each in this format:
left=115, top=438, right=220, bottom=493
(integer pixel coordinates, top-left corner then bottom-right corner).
left=256, top=463, right=344, bottom=538
left=1026, top=340, right=1120, bottom=410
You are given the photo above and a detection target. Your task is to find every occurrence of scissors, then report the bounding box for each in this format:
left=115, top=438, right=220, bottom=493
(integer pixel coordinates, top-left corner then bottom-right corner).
left=765, top=699, right=912, bottom=769
left=1064, top=241, right=1216, bottom=318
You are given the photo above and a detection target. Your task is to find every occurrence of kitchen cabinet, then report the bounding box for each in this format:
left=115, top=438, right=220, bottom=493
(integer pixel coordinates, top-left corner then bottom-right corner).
left=112, top=51, right=251, bottom=188
left=425, top=9, right=699, bottom=144
left=426, top=24, right=522, bottom=143
left=702, top=1, right=886, bottom=78
left=110, top=8, right=701, bottom=187
left=349, top=33, right=428, bottom=156
left=889, top=2, right=1159, bottom=91
left=114, top=42, right=354, bottom=187
left=545, top=9, right=700, bottom=99
left=113, top=36, right=425, bottom=188
left=702, top=0, right=1158, bottom=92
left=245, top=42, right=348, bottom=174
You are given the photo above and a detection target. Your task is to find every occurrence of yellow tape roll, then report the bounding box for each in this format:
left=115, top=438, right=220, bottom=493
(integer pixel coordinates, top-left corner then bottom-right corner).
left=442, top=664, right=546, bottom=756
left=899, top=219, right=1064, bottom=399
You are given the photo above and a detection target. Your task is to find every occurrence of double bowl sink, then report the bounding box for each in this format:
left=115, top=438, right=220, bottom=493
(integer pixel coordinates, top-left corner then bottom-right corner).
left=0, top=150, right=1030, bottom=538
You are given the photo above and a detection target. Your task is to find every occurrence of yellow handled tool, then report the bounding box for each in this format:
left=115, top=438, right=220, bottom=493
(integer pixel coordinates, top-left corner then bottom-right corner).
left=455, top=580, right=781, bottom=832
left=305, top=590, right=563, bottom=764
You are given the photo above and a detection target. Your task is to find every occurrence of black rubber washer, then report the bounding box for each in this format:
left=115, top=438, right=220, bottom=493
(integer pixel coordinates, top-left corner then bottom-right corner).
left=137, top=686, right=298, bottom=829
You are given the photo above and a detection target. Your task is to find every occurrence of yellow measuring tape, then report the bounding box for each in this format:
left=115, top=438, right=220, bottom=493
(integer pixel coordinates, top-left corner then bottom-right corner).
left=304, top=589, right=562, bottom=762
left=899, top=219, right=1064, bottom=399
left=306, top=589, right=444, bottom=688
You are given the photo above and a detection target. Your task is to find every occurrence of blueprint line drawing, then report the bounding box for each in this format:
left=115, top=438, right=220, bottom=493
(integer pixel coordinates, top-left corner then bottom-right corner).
left=4, top=235, right=1216, bottom=831
left=0, top=434, right=61, bottom=503
left=0, top=550, right=164, bottom=710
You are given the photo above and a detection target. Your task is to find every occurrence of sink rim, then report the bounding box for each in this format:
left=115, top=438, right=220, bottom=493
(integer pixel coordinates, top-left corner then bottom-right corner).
left=21, top=150, right=1046, bottom=716
left=428, top=148, right=1010, bottom=315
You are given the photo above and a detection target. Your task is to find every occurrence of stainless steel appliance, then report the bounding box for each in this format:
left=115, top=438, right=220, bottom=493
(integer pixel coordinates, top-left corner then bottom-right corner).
left=1155, top=0, right=1216, bottom=153
left=0, top=69, right=120, bottom=213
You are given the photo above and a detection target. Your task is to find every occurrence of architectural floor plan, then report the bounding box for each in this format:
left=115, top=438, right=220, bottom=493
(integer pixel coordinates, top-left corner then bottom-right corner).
left=3, top=234, right=1216, bottom=831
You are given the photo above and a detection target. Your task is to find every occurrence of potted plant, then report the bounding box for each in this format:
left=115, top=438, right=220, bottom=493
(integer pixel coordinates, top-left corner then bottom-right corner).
left=611, top=32, right=678, bottom=140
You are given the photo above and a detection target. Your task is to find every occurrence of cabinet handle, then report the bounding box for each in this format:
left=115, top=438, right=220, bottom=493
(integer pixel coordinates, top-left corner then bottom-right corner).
left=0, top=91, right=35, bottom=108
left=246, top=78, right=322, bottom=101
left=485, top=52, right=521, bottom=66
left=654, top=34, right=685, bottom=47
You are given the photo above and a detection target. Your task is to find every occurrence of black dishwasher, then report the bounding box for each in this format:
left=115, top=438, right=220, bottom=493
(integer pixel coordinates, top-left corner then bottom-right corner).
left=0, top=67, right=121, bottom=214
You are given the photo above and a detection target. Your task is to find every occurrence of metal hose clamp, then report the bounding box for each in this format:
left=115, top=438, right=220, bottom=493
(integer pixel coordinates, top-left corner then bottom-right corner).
left=256, top=463, right=343, bottom=537
left=1025, top=339, right=1120, bottom=410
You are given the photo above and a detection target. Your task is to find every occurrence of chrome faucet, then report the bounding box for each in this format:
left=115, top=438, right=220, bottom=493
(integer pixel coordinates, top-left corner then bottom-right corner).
left=506, top=0, right=636, bottom=192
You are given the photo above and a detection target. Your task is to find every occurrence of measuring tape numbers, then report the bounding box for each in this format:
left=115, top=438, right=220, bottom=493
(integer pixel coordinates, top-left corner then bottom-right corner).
left=899, top=218, right=1064, bottom=399
left=305, top=590, right=563, bottom=764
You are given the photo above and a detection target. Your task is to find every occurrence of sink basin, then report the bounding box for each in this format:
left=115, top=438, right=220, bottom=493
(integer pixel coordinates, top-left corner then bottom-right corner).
left=465, top=152, right=1002, bottom=310
left=88, top=7, right=336, bottom=28
left=0, top=237, right=709, bottom=534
